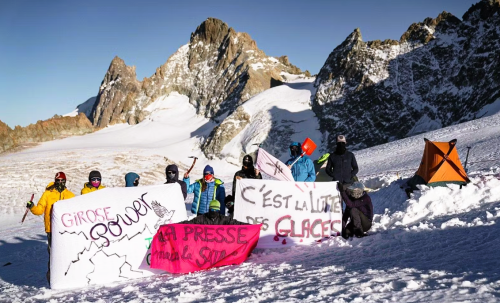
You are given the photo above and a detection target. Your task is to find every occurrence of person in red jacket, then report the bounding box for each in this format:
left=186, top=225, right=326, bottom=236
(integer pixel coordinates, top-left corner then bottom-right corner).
left=339, top=181, right=373, bottom=239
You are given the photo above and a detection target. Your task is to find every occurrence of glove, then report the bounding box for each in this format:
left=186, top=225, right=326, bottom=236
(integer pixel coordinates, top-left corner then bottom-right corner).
left=26, top=201, right=34, bottom=209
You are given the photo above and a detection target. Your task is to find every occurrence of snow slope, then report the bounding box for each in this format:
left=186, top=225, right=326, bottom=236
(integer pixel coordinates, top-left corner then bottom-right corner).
left=1, top=89, right=500, bottom=302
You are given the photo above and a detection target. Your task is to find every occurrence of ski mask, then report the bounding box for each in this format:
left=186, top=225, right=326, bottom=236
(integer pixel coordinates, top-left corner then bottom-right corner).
left=91, top=179, right=101, bottom=188
left=290, top=145, right=301, bottom=157
left=335, top=142, right=347, bottom=155
left=166, top=171, right=176, bottom=181
left=89, top=170, right=102, bottom=188
left=54, top=179, right=66, bottom=192
left=242, top=155, right=253, bottom=168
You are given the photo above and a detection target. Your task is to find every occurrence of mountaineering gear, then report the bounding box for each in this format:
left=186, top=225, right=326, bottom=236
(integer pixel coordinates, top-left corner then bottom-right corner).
left=27, top=201, right=34, bottom=209
left=125, top=172, right=140, bottom=187
left=337, top=135, right=347, bottom=143
left=232, top=154, right=262, bottom=196
left=164, top=164, right=188, bottom=200
left=21, top=194, right=35, bottom=224
left=285, top=142, right=316, bottom=182
left=325, top=145, right=358, bottom=185
left=184, top=167, right=226, bottom=215
left=31, top=182, right=75, bottom=232
left=180, top=212, right=248, bottom=225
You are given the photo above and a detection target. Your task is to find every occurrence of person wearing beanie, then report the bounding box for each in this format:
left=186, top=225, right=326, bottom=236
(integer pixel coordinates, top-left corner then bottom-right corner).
left=183, top=165, right=226, bottom=216
left=339, top=182, right=373, bottom=239
left=26, top=171, right=75, bottom=284
left=285, top=141, right=316, bottom=182
left=164, top=164, right=187, bottom=200
left=325, top=135, right=359, bottom=191
left=225, top=155, right=262, bottom=217
left=81, top=170, right=106, bottom=195
left=180, top=200, right=248, bottom=225
left=125, top=172, right=140, bottom=187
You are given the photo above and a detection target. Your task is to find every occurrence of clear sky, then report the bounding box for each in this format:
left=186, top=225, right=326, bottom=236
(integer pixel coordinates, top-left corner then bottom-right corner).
left=0, top=0, right=479, bottom=128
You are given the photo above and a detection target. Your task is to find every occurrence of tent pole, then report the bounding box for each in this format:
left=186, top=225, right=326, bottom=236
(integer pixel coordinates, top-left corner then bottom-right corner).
left=460, top=146, right=472, bottom=189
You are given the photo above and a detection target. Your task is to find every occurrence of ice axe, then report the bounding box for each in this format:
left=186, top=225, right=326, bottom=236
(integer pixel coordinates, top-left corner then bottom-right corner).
left=288, top=138, right=317, bottom=168
left=186, top=156, right=198, bottom=175
left=21, top=194, right=34, bottom=224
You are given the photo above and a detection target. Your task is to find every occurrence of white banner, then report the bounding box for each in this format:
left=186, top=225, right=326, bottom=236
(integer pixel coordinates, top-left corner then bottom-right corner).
left=255, top=148, right=294, bottom=181
left=50, top=184, right=187, bottom=290
left=234, top=179, right=342, bottom=248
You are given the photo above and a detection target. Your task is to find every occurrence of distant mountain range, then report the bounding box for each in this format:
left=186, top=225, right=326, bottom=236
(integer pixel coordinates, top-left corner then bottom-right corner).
left=1, top=0, right=499, bottom=156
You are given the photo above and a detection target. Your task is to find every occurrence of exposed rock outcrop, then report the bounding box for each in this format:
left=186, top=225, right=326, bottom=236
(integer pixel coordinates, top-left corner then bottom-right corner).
left=0, top=114, right=94, bottom=153
left=313, top=0, right=500, bottom=151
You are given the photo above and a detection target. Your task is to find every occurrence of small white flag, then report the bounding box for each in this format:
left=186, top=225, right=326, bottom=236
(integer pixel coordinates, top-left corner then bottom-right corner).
left=255, top=148, right=294, bottom=181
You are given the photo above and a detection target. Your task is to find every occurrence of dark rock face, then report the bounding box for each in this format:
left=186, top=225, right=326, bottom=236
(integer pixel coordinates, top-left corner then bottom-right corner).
left=313, top=0, right=500, bottom=151
left=91, top=18, right=304, bottom=128
left=0, top=114, right=94, bottom=153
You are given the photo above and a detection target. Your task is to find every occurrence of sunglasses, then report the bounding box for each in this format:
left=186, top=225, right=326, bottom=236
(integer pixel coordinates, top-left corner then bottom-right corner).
left=166, top=171, right=175, bottom=174
left=226, top=201, right=234, bottom=207
left=91, top=178, right=101, bottom=182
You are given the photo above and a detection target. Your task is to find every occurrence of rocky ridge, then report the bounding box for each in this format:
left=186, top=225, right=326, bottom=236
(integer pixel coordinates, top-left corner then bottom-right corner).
left=91, top=18, right=305, bottom=129
left=313, top=0, right=500, bottom=151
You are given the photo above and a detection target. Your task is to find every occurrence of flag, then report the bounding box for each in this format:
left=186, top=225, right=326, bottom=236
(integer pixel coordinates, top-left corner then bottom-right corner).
left=255, top=148, right=294, bottom=181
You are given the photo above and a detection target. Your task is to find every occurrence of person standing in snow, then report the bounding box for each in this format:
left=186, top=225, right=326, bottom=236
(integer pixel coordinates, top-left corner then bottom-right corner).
left=285, top=142, right=316, bottom=182
left=225, top=155, right=262, bottom=217
left=183, top=165, right=226, bottom=216
left=125, top=172, right=140, bottom=187
left=340, top=182, right=373, bottom=239
left=325, top=135, right=359, bottom=191
left=180, top=200, right=247, bottom=225
left=26, top=172, right=75, bottom=284
left=165, top=164, right=187, bottom=200
left=81, top=170, right=105, bottom=194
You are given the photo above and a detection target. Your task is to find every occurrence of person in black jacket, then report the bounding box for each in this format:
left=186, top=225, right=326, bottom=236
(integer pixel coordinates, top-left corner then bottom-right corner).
left=232, top=155, right=262, bottom=197
left=180, top=200, right=247, bottom=225
left=326, top=135, right=359, bottom=191
left=340, top=182, right=373, bottom=239
left=165, top=164, right=187, bottom=200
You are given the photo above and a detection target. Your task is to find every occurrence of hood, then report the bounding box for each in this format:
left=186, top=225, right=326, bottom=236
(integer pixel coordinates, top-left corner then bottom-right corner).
left=166, top=164, right=179, bottom=182
left=125, top=172, right=140, bottom=187
left=288, top=141, right=302, bottom=157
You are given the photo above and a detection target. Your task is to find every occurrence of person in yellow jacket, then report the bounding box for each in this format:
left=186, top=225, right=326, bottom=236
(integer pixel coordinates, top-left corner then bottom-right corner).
left=27, top=171, right=75, bottom=284
left=81, top=170, right=105, bottom=194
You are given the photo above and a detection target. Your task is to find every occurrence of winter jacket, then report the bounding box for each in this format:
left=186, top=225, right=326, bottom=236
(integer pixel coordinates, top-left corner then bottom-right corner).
left=125, top=172, right=140, bottom=187
left=325, top=151, right=358, bottom=184
left=81, top=183, right=106, bottom=195
left=30, top=182, right=75, bottom=232
left=180, top=212, right=248, bottom=225
left=165, top=164, right=187, bottom=200
left=232, top=167, right=262, bottom=197
left=285, top=142, right=316, bottom=182
left=341, top=191, right=373, bottom=221
left=183, top=177, right=226, bottom=215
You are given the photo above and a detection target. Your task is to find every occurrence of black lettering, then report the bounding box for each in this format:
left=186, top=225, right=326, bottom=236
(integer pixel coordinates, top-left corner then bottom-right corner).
left=226, top=227, right=236, bottom=244
left=237, top=227, right=248, bottom=244
left=262, top=190, right=273, bottom=208
left=194, top=226, right=205, bottom=241
left=273, top=194, right=282, bottom=208
left=204, top=227, right=214, bottom=242
left=90, top=223, right=110, bottom=247
left=181, top=245, right=192, bottom=260
left=282, top=195, right=292, bottom=209
left=163, top=225, right=177, bottom=241
left=215, top=227, right=225, bottom=243
left=241, top=186, right=256, bottom=204
left=183, top=226, right=194, bottom=241
left=196, top=247, right=211, bottom=267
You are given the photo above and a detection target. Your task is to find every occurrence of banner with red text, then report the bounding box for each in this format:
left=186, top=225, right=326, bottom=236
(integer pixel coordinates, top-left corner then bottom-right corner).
left=234, top=179, right=342, bottom=248
left=50, top=184, right=187, bottom=290
left=150, top=223, right=261, bottom=273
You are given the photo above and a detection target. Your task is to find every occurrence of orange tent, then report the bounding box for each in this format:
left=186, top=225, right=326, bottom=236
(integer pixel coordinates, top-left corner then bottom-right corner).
left=407, top=138, right=470, bottom=190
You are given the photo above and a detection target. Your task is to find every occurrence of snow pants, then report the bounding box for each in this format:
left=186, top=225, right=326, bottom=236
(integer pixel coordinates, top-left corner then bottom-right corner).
left=342, top=208, right=372, bottom=238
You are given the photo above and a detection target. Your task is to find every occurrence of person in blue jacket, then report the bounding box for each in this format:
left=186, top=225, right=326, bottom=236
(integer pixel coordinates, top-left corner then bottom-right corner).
left=286, top=142, right=316, bottom=182
left=125, top=172, right=140, bottom=187
left=183, top=165, right=226, bottom=216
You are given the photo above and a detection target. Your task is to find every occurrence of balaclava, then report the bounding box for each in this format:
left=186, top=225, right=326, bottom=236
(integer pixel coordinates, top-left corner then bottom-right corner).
left=290, top=144, right=301, bottom=157
left=335, top=142, right=347, bottom=155
left=242, top=155, right=255, bottom=176
left=54, top=172, right=67, bottom=192
left=165, top=164, right=179, bottom=183
left=208, top=200, right=220, bottom=219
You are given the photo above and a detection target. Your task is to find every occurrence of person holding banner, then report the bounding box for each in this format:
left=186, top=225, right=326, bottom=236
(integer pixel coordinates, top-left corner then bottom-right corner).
left=81, top=170, right=106, bottom=195
left=339, top=182, right=373, bottom=239
left=183, top=165, right=226, bottom=216
left=180, top=200, right=247, bottom=225
left=325, top=135, right=359, bottom=191
left=26, top=171, right=75, bottom=284
left=285, top=142, right=316, bottom=182
left=165, top=164, right=187, bottom=200
left=225, top=155, right=262, bottom=217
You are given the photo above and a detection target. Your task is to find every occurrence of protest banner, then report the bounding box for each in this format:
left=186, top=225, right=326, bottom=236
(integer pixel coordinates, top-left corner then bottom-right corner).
left=255, top=148, right=294, bottom=181
left=234, top=179, right=342, bottom=248
left=50, top=184, right=187, bottom=289
left=150, top=223, right=261, bottom=273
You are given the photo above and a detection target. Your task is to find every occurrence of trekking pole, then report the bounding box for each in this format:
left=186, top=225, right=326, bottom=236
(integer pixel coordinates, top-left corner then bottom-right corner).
left=460, top=146, right=471, bottom=189
left=21, top=194, right=34, bottom=224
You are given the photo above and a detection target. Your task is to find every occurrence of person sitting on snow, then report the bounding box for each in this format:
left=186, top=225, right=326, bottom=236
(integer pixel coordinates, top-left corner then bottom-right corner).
left=340, top=181, right=373, bottom=239
left=180, top=200, right=247, bottom=225
left=26, top=172, right=75, bottom=284
left=285, top=142, right=316, bottom=182
left=183, top=165, right=226, bottom=216
left=125, top=172, right=140, bottom=187
left=165, top=164, right=187, bottom=200
left=81, top=170, right=105, bottom=194
left=326, top=135, right=359, bottom=191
